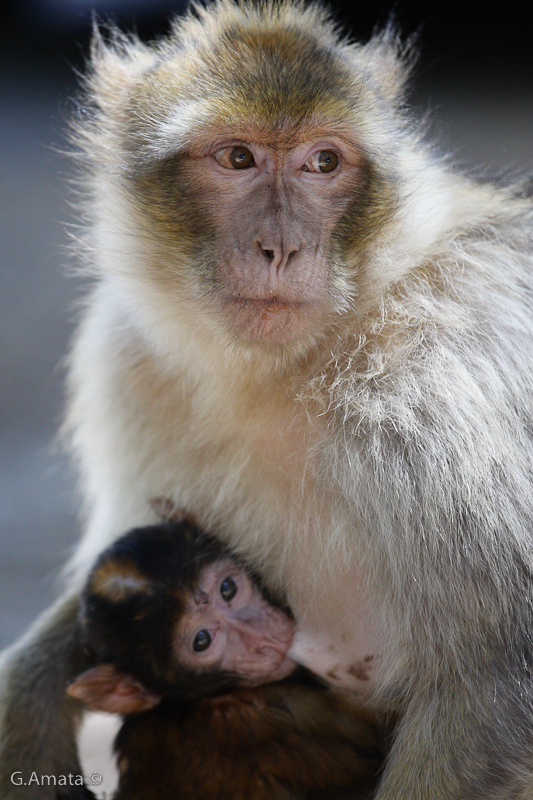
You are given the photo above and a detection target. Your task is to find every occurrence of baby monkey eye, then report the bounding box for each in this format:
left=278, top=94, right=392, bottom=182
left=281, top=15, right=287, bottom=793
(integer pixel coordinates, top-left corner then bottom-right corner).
left=215, top=146, right=255, bottom=170
left=220, top=576, right=237, bottom=601
left=193, top=629, right=212, bottom=652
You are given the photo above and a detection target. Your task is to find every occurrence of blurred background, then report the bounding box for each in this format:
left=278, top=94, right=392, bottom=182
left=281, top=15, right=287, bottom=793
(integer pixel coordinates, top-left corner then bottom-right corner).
left=1, top=0, right=533, bottom=651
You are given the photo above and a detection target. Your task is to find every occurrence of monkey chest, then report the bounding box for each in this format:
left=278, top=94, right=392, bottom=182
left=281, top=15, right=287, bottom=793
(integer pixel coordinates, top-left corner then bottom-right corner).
left=162, top=408, right=382, bottom=693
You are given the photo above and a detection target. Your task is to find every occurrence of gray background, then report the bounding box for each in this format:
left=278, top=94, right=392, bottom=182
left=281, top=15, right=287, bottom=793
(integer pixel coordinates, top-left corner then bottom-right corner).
left=1, top=0, right=532, bottom=649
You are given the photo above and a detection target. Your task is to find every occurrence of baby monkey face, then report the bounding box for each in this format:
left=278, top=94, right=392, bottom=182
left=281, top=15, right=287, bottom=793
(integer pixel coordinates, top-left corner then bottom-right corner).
left=176, top=559, right=297, bottom=683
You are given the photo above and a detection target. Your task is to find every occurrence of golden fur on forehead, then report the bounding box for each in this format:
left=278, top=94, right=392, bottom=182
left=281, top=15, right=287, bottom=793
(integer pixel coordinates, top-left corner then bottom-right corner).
left=89, top=558, right=152, bottom=602
left=84, top=0, right=410, bottom=163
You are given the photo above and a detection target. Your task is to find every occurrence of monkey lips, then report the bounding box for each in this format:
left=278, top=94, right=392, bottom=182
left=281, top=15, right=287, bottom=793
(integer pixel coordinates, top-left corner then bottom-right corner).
left=222, top=295, right=320, bottom=344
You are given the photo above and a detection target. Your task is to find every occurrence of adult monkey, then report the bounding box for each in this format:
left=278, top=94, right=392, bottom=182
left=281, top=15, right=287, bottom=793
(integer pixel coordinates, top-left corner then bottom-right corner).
left=2, top=0, right=533, bottom=798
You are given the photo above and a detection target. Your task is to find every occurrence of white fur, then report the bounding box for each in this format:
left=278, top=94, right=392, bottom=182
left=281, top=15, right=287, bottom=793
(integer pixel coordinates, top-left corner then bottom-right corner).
left=4, top=3, right=533, bottom=798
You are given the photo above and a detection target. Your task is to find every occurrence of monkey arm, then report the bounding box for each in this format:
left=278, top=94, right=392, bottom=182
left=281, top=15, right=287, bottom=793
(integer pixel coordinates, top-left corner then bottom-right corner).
left=342, top=440, right=533, bottom=800
left=326, top=268, right=533, bottom=798
left=0, top=592, right=95, bottom=800
left=374, top=672, right=533, bottom=800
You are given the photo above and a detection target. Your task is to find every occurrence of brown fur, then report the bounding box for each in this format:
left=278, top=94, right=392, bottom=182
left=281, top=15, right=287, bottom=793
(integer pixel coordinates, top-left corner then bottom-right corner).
left=2, top=3, right=533, bottom=798
left=113, top=683, right=385, bottom=800
left=70, top=519, right=387, bottom=800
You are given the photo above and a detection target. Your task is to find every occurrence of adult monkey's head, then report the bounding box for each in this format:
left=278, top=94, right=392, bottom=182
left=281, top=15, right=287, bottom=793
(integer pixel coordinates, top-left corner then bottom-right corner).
left=77, top=1, right=408, bottom=361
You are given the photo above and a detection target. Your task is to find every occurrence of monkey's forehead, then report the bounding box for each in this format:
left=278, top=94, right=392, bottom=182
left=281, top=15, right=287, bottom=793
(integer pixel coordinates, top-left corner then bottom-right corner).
left=92, top=4, right=403, bottom=162
left=124, top=61, right=381, bottom=165
left=145, top=35, right=356, bottom=124
left=87, top=557, right=153, bottom=603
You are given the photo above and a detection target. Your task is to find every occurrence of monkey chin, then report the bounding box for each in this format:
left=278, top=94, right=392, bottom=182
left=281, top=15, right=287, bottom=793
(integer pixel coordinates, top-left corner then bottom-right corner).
left=223, top=296, right=323, bottom=347
left=240, top=656, right=299, bottom=687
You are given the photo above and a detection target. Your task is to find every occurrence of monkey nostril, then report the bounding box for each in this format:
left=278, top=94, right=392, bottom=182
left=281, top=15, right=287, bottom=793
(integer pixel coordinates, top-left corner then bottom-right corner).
left=256, top=241, right=276, bottom=261
left=256, top=241, right=300, bottom=268
left=259, top=247, right=275, bottom=262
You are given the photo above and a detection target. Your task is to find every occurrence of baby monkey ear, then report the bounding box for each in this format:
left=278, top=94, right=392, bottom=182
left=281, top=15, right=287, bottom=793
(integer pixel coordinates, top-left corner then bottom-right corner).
left=149, top=497, right=201, bottom=528
left=67, top=664, right=161, bottom=715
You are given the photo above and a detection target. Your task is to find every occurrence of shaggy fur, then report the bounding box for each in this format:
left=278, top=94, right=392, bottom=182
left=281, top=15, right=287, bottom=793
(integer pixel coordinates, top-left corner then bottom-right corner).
left=2, top=2, right=533, bottom=798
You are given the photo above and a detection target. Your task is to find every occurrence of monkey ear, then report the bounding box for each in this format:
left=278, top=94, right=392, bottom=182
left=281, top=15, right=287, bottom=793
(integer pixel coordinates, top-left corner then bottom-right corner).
left=149, top=497, right=188, bottom=522
left=67, top=665, right=161, bottom=715
left=149, top=497, right=201, bottom=528
left=358, top=29, right=416, bottom=104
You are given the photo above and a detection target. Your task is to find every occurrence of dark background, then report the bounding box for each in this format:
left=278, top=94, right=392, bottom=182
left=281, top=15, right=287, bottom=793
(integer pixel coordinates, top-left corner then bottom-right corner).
left=1, top=0, right=532, bottom=649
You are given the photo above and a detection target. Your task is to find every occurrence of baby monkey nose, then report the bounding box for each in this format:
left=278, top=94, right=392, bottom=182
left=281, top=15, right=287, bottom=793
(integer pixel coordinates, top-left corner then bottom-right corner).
left=194, top=590, right=209, bottom=606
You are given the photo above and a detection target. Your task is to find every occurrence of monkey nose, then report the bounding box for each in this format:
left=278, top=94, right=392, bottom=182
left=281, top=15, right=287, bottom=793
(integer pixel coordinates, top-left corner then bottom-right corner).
left=231, top=620, right=283, bottom=654
left=255, top=240, right=300, bottom=273
left=260, top=245, right=275, bottom=262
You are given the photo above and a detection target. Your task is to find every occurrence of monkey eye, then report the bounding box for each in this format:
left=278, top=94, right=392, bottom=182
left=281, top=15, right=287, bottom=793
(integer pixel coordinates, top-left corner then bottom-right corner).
left=215, top=146, right=255, bottom=170
left=303, top=149, right=339, bottom=174
left=193, top=629, right=212, bottom=652
left=220, top=576, right=237, bottom=602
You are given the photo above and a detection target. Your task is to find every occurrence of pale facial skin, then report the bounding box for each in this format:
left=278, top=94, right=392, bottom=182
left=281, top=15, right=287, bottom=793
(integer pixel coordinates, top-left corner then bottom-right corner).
left=68, top=557, right=296, bottom=715
left=175, top=558, right=297, bottom=683
left=184, top=129, right=365, bottom=344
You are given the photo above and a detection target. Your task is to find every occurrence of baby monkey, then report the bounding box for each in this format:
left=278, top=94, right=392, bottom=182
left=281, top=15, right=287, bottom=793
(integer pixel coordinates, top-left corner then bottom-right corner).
left=69, top=514, right=386, bottom=800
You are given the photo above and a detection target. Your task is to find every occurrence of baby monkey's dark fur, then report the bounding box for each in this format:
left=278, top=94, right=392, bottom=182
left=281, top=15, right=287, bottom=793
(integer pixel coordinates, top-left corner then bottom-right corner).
left=80, top=520, right=252, bottom=700
left=75, top=520, right=386, bottom=800
left=114, top=681, right=384, bottom=800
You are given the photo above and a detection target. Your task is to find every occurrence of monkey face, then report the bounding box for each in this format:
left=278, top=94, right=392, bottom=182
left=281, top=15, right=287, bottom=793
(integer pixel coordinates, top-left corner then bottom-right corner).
left=175, top=558, right=297, bottom=684
left=87, top=6, right=398, bottom=361
left=173, top=126, right=369, bottom=346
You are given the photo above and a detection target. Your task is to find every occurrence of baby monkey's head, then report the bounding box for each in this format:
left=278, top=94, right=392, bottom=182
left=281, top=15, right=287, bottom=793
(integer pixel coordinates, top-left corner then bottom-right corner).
left=68, top=516, right=296, bottom=715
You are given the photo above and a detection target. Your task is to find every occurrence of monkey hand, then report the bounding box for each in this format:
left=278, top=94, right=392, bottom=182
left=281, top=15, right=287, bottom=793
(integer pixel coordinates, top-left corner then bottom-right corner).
left=0, top=594, right=89, bottom=800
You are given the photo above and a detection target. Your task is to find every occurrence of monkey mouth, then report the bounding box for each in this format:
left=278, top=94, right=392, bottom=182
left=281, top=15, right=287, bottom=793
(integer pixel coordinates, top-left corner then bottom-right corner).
left=222, top=295, right=317, bottom=344
left=229, top=296, right=308, bottom=313
left=240, top=656, right=298, bottom=686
